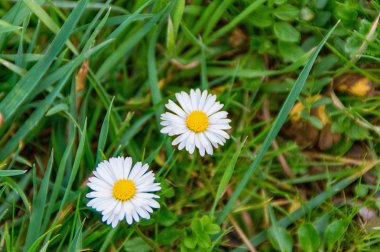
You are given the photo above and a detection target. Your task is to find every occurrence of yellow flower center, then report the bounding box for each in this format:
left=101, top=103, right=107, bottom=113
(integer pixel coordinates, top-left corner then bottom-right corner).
left=186, top=110, right=209, bottom=133
left=112, top=179, right=136, bottom=201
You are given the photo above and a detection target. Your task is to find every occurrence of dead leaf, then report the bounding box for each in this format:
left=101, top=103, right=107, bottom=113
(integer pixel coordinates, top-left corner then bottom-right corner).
left=345, top=142, right=370, bottom=160
left=318, top=124, right=341, bottom=150
left=284, top=120, right=319, bottom=148
left=76, top=60, right=89, bottom=92
left=229, top=27, right=248, bottom=48
left=335, top=74, right=375, bottom=97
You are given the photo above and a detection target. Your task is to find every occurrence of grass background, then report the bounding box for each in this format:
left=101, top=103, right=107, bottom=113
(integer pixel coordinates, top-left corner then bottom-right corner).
left=1, top=0, right=380, bottom=251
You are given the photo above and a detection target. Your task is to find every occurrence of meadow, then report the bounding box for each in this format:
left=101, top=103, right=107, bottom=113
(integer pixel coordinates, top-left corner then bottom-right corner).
left=1, top=0, right=380, bottom=251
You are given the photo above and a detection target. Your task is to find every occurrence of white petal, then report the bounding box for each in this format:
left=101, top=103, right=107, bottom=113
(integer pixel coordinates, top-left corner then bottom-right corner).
left=86, top=191, right=112, bottom=198
left=175, top=92, right=192, bottom=113
left=128, top=162, right=142, bottom=180
left=111, top=217, right=119, bottom=228
left=172, top=132, right=190, bottom=146
left=132, top=164, right=149, bottom=181
left=178, top=140, right=186, bottom=150
left=94, top=165, right=115, bottom=184
left=161, top=112, right=186, bottom=124
left=208, top=128, right=230, bottom=139
left=209, top=111, right=228, bottom=120
left=203, top=94, right=216, bottom=112
left=123, top=157, right=133, bottom=179
left=87, top=181, right=111, bottom=192
left=209, top=124, right=231, bottom=130
left=206, top=102, right=224, bottom=116
left=88, top=176, right=113, bottom=189
left=198, top=90, right=208, bottom=110
left=165, top=99, right=187, bottom=117
left=190, top=89, right=198, bottom=110
left=180, top=91, right=194, bottom=111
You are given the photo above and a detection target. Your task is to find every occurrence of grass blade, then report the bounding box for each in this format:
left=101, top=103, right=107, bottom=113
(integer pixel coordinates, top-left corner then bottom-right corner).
left=0, top=170, right=27, bottom=177
left=2, top=175, right=31, bottom=214
left=68, top=220, right=84, bottom=252
left=24, top=151, right=54, bottom=249
left=217, top=21, right=340, bottom=223
left=41, top=134, right=75, bottom=231
left=0, top=0, right=88, bottom=122
left=26, top=225, right=61, bottom=252
left=231, top=160, right=380, bottom=250
left=96, top=97, right=114, bottom=164
left=96, top=4, right=171, bottom=79
left=0, top=25, right=21, bottom=35
left=0, top=63, right=76, bottom=161
left=23, top=0, right=78, bottom=54
left=211, top=138, right=246, bottom=217
left=207, top=0, right=266, bottom=42
left=58, top=120, right=87, bottom=213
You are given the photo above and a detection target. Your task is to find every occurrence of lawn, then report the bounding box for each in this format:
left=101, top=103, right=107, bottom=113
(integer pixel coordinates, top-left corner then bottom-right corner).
left=1, top=0, right=380, bottom=251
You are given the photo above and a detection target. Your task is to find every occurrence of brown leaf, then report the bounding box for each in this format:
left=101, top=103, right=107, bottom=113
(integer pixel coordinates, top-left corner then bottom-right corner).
left=76, top=60, right=89, bottom=92
left=318, top=124, right=341, bottom=150
left=345, top=142, right=370, bottom=160
left=284, top=120, right=319, bottom=148
left=335, top=74, right=375, bottom=97
left=229, top=27, right=248, bottom=48
left=0, top=112, right=3, bottom=127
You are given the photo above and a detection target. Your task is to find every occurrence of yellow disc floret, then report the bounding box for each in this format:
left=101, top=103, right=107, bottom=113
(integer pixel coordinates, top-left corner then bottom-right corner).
left=113, top=179, right=136, bottom=201
left=186, top=110, right=209, bottom=133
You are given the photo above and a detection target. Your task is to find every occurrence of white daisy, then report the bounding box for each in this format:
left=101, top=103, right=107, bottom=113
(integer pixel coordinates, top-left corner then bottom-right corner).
left=160, top=88, right=231, bottom=156
left=86, top=157, right=161, bottom=228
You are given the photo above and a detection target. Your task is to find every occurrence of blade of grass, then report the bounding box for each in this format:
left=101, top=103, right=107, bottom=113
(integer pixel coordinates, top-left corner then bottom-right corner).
left=0, top=170, right=27, bottom=177
left=217, top=22, right=340, bottom=223
left=26, top=225, right=61, bottom=252
left=114, top=112, right=154, bottom=156
left=0, top=57, right=26, bottom=76
left=0, top=63, right=75, bottom=161
left=203, top=0, right=233, bottom=37
left=0, top=26, right=21, bottom=35
left=77, top=0, right=111, bottom=49
left=96, top=97, right=114, bottom=164
left=23, top=0, right=78, bottom=54
left=58, top=120, right=87, bottom=214
left=107, top=0, right=153, bottom=40
left=210, top=138, right=246, bottom=217
left=96, top=3, right=171, bottom=78
left=68, top=193, right=82, bottom=249
left=191, top=0, right=219, bottom=34
left=24, top=151, right=54, bottom=249
left=232, top=159, right=380, bottom=251
left=68, top=220, right=84, bottom=252
left=1, top=174, right=31, bottom=214
left=0, top=0, right=88, bottom=122
left=147, top=19, right=173, bottom=154
left=41, top=134, right=75, bottom=231
left=206, top=0, right=266, bottom=42
left=267, top=204, right=288, bottom=252
left=0, top=39, right=112, bottom=161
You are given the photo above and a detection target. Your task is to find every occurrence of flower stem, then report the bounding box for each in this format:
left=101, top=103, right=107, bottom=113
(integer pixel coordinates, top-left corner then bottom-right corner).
left=134, top=225, right=163, bottom=252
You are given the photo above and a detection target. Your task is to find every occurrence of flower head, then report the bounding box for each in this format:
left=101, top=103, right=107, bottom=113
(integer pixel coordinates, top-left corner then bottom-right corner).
left=160, top=89, right=231, bottom=156
left=86, top=157, right=161, bottom=228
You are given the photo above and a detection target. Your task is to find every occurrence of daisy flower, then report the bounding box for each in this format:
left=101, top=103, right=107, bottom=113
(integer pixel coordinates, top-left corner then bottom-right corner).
left=160, top=88, right=231, bottom=156
left=86, top=157, right=161, bottom=228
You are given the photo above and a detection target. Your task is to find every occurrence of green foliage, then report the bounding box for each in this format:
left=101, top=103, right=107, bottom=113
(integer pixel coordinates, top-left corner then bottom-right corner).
left=331, top=114, right=370, bottom=140
left=268, top=226, right=293, bottom=252
left=324, top=219, right=349, bottom=251
left=1, top=0, right=380, bottom=251
left=297, top=223, right=320, bottom=252
left=182, top=215, right=220, bottom=251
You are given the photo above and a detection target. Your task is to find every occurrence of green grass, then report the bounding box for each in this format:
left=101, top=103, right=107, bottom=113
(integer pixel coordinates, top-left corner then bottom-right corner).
left=1, top=0, right=380, bottom=251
